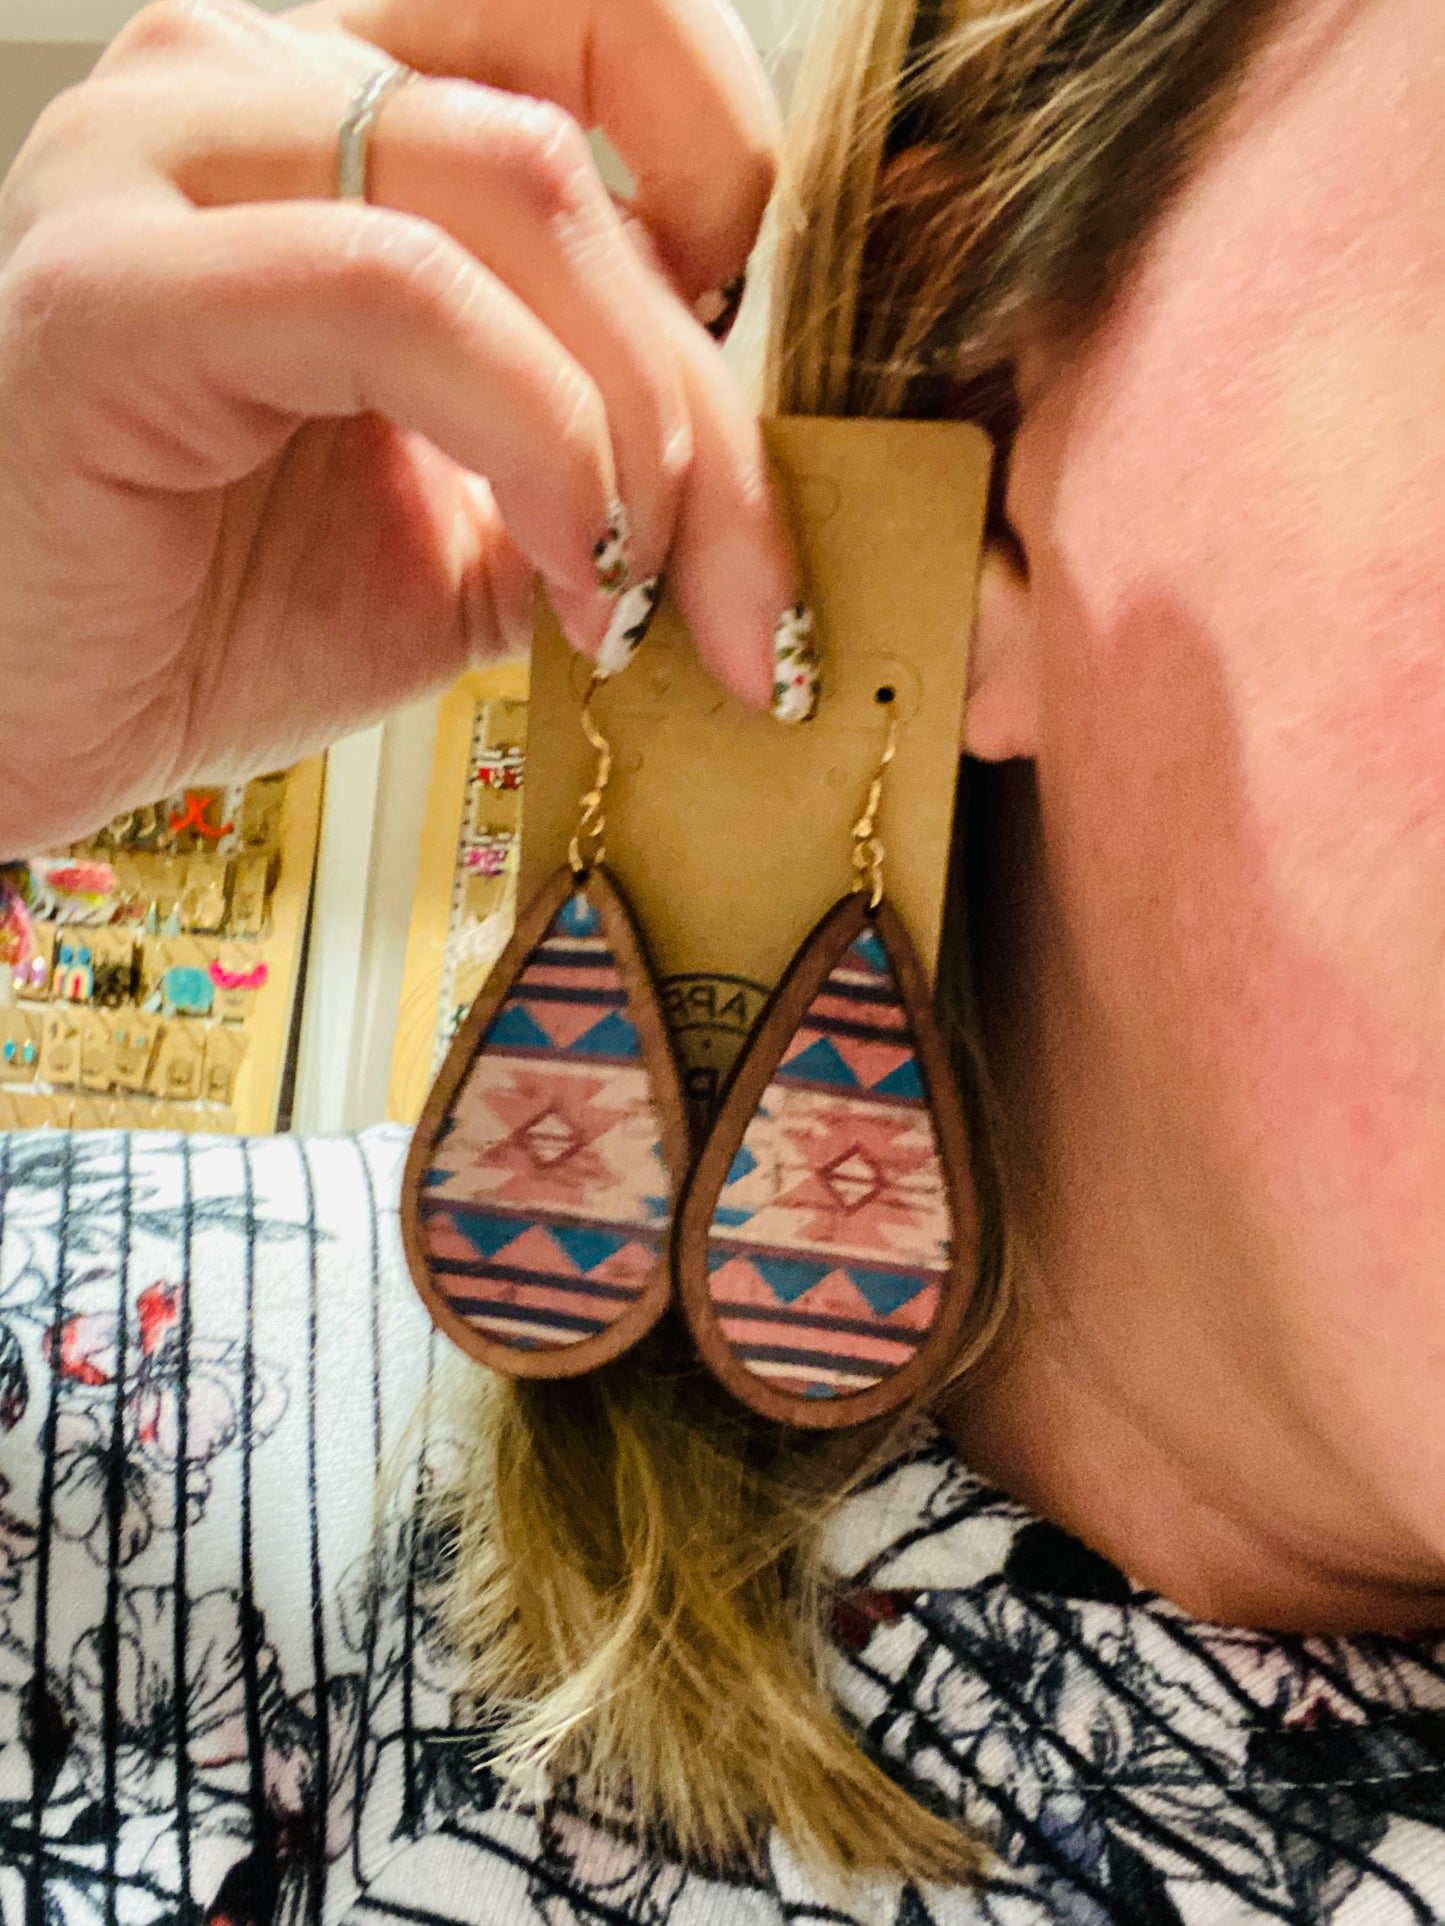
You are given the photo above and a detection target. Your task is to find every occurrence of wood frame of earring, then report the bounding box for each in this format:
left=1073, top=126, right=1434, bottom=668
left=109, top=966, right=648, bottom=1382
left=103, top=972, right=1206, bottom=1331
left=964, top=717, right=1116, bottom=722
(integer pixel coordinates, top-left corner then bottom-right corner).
left=402, top=862, right=691, bottom=1380
left=673, top=889, right=978, bottom=1429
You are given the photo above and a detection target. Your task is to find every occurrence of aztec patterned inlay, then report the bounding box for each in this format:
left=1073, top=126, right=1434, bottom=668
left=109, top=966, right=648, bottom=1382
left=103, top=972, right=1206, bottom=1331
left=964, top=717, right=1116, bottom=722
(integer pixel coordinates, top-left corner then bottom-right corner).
left=705, top=926, right=952, bottom=1402
left=419, top=891, right=670, bottom=1352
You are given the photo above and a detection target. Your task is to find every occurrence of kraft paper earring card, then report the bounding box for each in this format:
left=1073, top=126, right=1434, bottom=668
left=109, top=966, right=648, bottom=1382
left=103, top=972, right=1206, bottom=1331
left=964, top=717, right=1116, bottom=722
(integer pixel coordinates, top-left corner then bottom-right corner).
left=520, top=417, right=993, bottom=1129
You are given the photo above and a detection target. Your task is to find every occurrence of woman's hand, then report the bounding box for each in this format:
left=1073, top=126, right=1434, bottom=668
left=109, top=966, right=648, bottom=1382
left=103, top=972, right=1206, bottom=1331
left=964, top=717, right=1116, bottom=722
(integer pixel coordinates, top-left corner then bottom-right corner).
left=0, top=0, right=801, bottom=851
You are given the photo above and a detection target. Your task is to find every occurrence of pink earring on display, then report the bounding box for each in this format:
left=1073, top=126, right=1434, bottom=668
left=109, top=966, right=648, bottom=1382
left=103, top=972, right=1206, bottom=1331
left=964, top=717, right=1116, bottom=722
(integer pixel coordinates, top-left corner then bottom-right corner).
left=55, top=943, right=94, bottom=1004
left=0, top=870, right=34, bottom=978
left=209, top=960, right=268, bottom=993
left=402, top=683, right=690, bottom=1378
left=14, top=956, right=48, bottom=997
left=673, top=695, right=979, bottom=1429
left=463, top=834, right=516, bottom=881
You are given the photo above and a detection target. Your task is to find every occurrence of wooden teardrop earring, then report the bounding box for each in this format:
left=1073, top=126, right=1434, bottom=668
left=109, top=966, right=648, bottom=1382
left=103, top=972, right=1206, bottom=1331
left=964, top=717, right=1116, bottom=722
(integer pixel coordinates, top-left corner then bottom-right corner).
left=402, top=683, right=690, bottom=1378
left=674, top=692, right=979, bottom=1428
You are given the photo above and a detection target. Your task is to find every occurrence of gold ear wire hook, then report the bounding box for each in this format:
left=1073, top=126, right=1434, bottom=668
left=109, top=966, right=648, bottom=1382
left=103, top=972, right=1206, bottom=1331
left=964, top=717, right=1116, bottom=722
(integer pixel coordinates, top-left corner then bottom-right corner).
left=568, top=676, right=613, bottom=877
left=851, top=704, right=899, bottom=910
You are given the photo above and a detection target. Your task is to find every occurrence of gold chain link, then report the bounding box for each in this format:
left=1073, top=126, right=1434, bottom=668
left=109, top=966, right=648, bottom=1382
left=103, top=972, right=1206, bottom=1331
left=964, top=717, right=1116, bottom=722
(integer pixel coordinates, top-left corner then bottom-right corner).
left=568, top=678, right=612, bottom=876
left=851, top=711, right=898, bottom=910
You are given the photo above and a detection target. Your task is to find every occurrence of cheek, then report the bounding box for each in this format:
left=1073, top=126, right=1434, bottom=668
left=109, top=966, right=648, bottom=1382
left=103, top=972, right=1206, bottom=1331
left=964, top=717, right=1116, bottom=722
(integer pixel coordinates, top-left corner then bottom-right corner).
left=1011, top=159, right=1445, bottom=1526
left=1027, top=430, right=1445, bottom=1541
left=1233, top=297, right=1445, bottom=963
left=1018, top=128, right=1445, bottom=1044
left=988, top=0, right=1445, bottom=1555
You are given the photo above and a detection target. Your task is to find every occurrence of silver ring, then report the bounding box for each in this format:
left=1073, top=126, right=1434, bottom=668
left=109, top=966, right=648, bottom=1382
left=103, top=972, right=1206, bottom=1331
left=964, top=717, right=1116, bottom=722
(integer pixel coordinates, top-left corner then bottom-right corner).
left=336, top=61, right=417, bottom=203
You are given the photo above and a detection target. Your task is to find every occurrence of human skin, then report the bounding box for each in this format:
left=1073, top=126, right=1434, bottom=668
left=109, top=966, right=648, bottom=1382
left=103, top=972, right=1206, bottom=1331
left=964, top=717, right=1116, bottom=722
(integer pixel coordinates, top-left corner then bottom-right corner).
left=0, top=0, right=795, bottom=850
left=952, top=0, right=1445, bottom=1632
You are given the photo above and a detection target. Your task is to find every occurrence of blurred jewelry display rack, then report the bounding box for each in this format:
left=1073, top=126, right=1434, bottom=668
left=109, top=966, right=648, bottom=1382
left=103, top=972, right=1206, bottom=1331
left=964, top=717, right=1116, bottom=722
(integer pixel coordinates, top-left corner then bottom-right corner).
left=0, top=760, right=324, bottom=1134
left=388, top=664, right=528, bottom=1125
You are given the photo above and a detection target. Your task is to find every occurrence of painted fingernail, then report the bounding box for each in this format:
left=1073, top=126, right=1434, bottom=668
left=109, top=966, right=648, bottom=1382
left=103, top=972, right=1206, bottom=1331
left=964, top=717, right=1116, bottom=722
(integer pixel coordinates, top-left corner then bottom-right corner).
left=771, top=603, right=820, bottom=723
left=593, top=497, right=633, bottom=596
left=694, top=273, right=747, bottom=345
left=596, top=575, right=663, bottom=679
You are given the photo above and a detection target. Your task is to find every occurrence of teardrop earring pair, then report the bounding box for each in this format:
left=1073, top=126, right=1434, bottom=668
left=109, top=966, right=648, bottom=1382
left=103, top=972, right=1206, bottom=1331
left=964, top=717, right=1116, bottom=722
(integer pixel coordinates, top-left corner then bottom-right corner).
left=402, top=689, right=977, bottom=1428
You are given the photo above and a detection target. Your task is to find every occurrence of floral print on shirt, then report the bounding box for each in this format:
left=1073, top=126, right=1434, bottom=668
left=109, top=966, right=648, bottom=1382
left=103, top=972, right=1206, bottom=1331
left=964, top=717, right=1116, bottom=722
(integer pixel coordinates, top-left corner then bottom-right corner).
left=0, top=1126, right=1438, bottom=1926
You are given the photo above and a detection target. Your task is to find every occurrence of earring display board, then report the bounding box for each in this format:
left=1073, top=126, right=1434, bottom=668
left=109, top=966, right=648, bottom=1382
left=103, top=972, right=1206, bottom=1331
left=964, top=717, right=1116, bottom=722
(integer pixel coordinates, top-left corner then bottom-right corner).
left=0, top=760, right=325, bottom=1135
left=388, top=662, right=530, bottom=1125
left=387, top=420, right=991, bottom=1133
left=522, top=417, right=992, bottom=1133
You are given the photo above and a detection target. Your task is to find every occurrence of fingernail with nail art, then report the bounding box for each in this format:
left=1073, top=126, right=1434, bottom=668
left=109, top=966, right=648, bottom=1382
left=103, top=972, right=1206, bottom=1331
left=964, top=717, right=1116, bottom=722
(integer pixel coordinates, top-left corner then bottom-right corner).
left=772, top=603, right=821, bottom=723
left=597, top=576, right=663, bottom=679
left=593, top=499, right=633, bottom=596
left=694, top=274, right=747, bottom=344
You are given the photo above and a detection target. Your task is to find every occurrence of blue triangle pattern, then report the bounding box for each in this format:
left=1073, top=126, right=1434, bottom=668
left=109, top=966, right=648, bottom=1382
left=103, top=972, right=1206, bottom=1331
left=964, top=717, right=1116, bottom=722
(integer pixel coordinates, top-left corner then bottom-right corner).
left=558, top=893, right=601, bottom=939
left=753, top=1253, right=836, bottom=1304
left=569, top=1010, right=641, bottom=1060
left=847, top=1263, right=930, bottom=1317
left=549, top=1224, right=631, bottom=1274
left=849, top=930, right=889, bottom=977
left=485, top=1001, right=554, bottom=1051
left=727, top=1145, right=758, bottom=1186
left=874, top=1054, right=925, bottom=1101
left=448, top=1209, right=530, bottom=1261
left=781, top=1036, right=858, bottom=1089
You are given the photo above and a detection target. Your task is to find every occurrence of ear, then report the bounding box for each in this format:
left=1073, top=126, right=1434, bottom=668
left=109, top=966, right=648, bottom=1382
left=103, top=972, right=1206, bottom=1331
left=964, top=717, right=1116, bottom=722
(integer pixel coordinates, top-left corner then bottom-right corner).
left=963, top=537, right=1041, bottom=761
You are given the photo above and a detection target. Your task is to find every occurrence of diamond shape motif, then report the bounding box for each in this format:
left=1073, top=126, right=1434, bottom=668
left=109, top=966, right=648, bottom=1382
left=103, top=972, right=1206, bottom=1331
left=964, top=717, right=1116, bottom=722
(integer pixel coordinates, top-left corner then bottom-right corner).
left=512, top=1107, right=583, bottom=1171
left=818, top=1145, right=884, bottom=1214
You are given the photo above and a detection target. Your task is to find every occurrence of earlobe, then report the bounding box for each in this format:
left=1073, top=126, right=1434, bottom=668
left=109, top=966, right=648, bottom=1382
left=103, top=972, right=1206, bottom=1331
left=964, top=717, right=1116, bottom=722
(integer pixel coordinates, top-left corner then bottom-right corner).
left=963, top=540, right=1041, bottom=762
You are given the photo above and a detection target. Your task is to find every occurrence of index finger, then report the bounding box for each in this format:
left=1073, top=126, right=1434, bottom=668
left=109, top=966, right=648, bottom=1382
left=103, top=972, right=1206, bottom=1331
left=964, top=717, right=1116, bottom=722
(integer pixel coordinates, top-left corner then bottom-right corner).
left=292, top=0, right=781, bottom=296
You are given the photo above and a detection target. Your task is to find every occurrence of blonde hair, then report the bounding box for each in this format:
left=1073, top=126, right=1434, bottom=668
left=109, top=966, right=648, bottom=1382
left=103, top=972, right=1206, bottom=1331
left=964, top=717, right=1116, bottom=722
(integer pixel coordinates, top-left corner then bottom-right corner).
left=429, top=0, right=1293, bottom=1891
